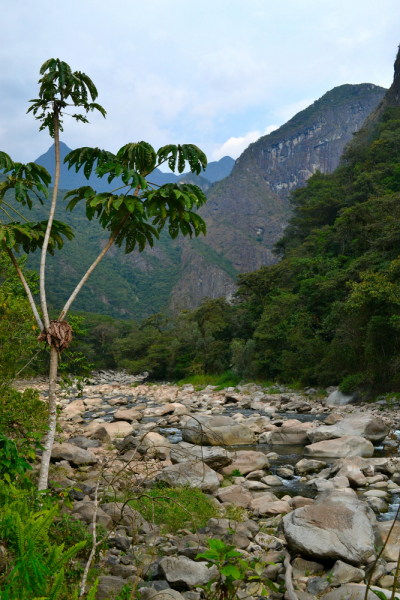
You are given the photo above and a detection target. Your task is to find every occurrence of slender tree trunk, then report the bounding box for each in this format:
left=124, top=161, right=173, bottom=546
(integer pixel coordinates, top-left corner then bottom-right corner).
left=40, top=110, right=60, bottom=329
left=38, top=110, right=61, bottom=491
left=37, top=345, right=58, bottom=490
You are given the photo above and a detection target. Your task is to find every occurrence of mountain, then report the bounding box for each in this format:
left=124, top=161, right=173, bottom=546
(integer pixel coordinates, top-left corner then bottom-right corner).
left=35, top=142, right=234, bottom=191
left=22, top=83, right=385, bottom=320
left=169, top=83, right=386, bottom=310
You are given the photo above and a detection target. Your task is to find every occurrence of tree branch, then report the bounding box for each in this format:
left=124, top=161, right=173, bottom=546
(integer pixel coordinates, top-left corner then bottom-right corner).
left=5, top=247, right=43, bottom=330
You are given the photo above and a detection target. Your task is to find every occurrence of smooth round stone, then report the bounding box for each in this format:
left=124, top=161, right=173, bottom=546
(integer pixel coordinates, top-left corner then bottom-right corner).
left=363, top=489, right=389, bottom=498
left=266, top=452, right=279, bottom=460
left=387, top=482, right=400, bottom=490
left=261, top=475, right=283, bottom=486
left=245, top=480, right=270, bottom=491
left=370, top=481, right=388, bottom=488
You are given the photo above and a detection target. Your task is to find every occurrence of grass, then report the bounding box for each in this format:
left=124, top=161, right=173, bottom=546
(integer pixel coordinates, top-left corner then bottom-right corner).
left=129, top=485, right=220, bottom=533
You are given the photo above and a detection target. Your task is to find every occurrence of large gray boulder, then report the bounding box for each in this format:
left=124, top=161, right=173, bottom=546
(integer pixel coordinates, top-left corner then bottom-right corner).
left=101, top=502, right=151, bottom=533
left=51, top=442, right=97, bottom=466
left=216, top=484, right=253, bottom=508
left=325, top=390, right=356, bottom=407
left=182, top=415, right=255, bottom=446
left=96, top=575, right=127, bottom=599
left=377, top=520, right=400, bottom=562
left=282, top=491, right=376, bottom=566
left=265, top=421, right=313, bottom=445
left=153, top=461, right=220, bottom=493
left=321, top=585, right=391, bottom=600
left=304, top=436, right=374, bottom=459
left=307, top=414, right=389, bottom=444
left=158, top=556, right=218, bottom=590
left=170, top=442, right=232, bottom=469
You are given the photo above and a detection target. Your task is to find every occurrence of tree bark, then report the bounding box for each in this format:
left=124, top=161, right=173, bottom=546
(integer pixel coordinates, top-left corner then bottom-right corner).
left=38, top=110, right=61, bottom=491
left=40, top=110, right=60, bottom=329
left=37, top=345, right=58, bottom=490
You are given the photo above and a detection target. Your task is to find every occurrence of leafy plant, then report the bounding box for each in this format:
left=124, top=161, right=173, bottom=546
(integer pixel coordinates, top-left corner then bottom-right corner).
left=0, top=435, right=32, bottom=485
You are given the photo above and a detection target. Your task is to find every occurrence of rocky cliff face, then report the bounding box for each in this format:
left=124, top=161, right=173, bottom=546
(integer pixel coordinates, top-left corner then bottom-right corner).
left=170, top=83, right=386, bottom=311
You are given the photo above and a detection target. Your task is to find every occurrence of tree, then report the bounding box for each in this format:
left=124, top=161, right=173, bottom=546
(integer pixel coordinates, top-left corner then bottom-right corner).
left=0, top=58, right=208, bottom=490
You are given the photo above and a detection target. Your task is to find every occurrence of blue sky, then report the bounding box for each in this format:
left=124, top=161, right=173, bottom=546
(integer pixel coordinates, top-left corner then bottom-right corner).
left=1, top=0, right=399, bottom=167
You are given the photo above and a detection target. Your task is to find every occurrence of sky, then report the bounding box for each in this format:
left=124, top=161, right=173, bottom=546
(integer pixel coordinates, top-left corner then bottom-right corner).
left=1, top=0, right=399, bottom=168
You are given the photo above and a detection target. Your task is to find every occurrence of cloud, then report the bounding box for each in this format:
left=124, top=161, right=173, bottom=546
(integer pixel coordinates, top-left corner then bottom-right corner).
left=212, top=124, right=279, bottom=160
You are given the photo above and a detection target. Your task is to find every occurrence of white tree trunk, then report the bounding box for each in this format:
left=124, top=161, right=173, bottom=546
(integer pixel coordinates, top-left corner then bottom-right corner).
left=37, top=345, right=58, bottom=490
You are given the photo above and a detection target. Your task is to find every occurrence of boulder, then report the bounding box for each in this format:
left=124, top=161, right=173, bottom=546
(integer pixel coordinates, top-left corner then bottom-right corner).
left=307, top=415, right=389, bottom=444
left=137, top=432, right=172, bottom=457
left=101, top=421, right=135, bottom=438
left=320, top=585, right=391, bottom=600
left=250, top=497, right=291, bottom=517
left=324, top=413, right=343, bottom=425
left=90, top=426, right=112, bottom=444
left=261, top=475, right=283, bottom=486
left=304, top=436, right=374, bottom=459
left=377, top=520, right=400, bottom=562
left=216, top=484, right=253, bottom=508
left=101, top=502, right=151, bottom=533
left=330, top=560, right=365, bottom=585
left=266, top=421, right=313, bottom=445
left=153, top=461, right=220, bottom=493
left=253, top=532, right=285, bottom=551
left=96, top=575, right=127, bottom=600
left=182, top=415, right=256, bottom=446
left=170, top=443, right=232, bottom=469
left=158, top=556, right=218, bottom=590
left=113, top=408, right=143, bottom=422
left=69, top=436, right=101, bottom=450
left=330, top=457, right=370, bottom=487
left=51, top=442, right=97, bottom=466
left=72, top=501, right=112, bottom=529
left=63, top=399, right=85, bottom=418
left=292, top=557, right=324, bottom=578
left=220, top=451, right=270, bottom=476
left=295, top=459, right=327, bottom=475
left=282, top=492, right=376, bottom=566
left=140, top=588, right=185, bottom=600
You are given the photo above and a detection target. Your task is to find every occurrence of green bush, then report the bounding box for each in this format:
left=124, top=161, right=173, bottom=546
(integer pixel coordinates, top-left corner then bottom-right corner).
left=129, top=485, right=219, bottom=533
left=0, top=386, right=48, bottom=455
left=339, top=374, right=365, bottom=394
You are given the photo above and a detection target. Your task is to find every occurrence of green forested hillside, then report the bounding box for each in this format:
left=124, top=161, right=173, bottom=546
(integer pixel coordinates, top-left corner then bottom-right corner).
left=115, top=52, right=400, bottom=393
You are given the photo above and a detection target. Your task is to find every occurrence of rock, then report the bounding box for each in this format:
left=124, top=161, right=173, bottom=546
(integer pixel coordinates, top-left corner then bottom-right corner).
left=330, top=560, right=365, bottom=585
left=276, top=466, right=295, bottom=479
left=108, top=536, right=131, bottom=552
left=295, top=459, right=327, bottom=475
left=182, top=415, right=256, bottom=446
left=137, top=432, right=172, bottom=457
left=282, top=493, right=376, bottom=565
left=51, top=443, right=97, bottom=466
left=291, top=496, right=314, bottom=509
left=73, top=502, right=112, bottom=529
left=113, top=408, right=143, bottom=422
left=216, top=485, right=253, bottom=508
left=330, top=457, right=369, bottom=487
left=320, top=585, right=392, bottom=600
left=326, top=391, right=356, bottom=407
left=261, top=475, right=283, bottom=486
left=110, top=564, right=137, bottom=579
left=324, top=413, right=344, bottom=425
left=101, top=503, right=150, bottom=533
left=96, top=575, right=127, bottom=599
left=154, top=461, right=220, bottom=493
left=377, top=521, right=400, bottom=562
left=250, top=496, right=289, bottom=517
left=253, top=532, right=285, bottom=550
left=304, top=436, right=374, bottom=459
left=307, top=415, right=389, bottom=444
left=292, top=558, right=324, bottom=578
left=101, top=421, right=135, bottom=438
left=246, top=470, right=268, bottom=480
left=266, top=421, right=313, bottom=445
left=69, top=435, right=101, bottom=449
left=140, top=588, right=184, bottom=600
left=90, top=426, right=112, bottom=443
left=221, top=451, right=270, bottom=476
left=170, top=443, right=232, bottom=469
left=158, top=556, right=218, bottom=590
left=306, top=577, right=330, bottom=596
left=63, top=399, right=85, bottom=418
left=108, top=397, right=129, bottom=406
